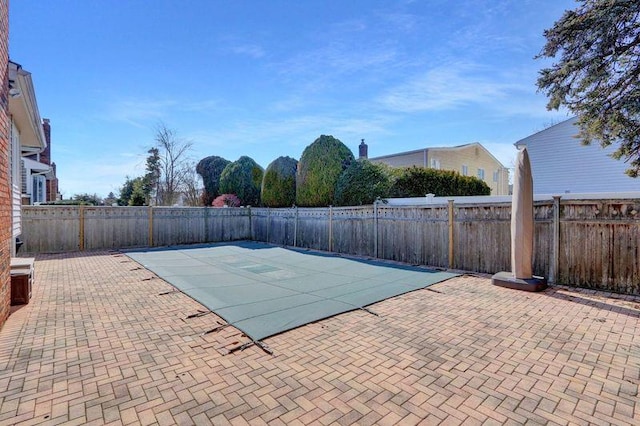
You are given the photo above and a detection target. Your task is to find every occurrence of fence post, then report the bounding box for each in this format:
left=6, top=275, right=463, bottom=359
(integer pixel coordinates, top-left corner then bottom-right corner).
left=328, top=206, right=333, bottom=252
left=147, top=206, right=154, bottom=247
left=267, top=208, right=271, bottom=243
left=248, top=206, right=252, bottom=241
left=551, top=196, right=561, bottom=283
left=79, top=205, right=85, bottom=251
left=448, top=200, right=454, bottom=269
left=294, top=206, right=298, bottom=247
left=203, top=206, right=209, bottom=242
left=373, top=199, right=379, bottom=258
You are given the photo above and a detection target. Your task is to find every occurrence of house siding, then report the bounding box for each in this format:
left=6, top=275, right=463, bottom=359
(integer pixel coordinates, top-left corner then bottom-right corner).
left=515, top=117, right=639, bottom=194
left=0, top=0, right=11, bottom=329
left=10, top=122, right=21, bottom=242
left=370, top=150, right=427, bottom=168
left=427, top=145, right=509, bottom=195
left=370, top=143, right=509, bottom=195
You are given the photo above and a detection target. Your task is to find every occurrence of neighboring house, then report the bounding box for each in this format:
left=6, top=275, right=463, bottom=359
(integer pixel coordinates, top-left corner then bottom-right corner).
left=22, top=118, right=60, bottom=204
left=8, top=60, right=47, bottom=253
left=367, top=142, right=510, bottom=195
left=514, top=117, right=638, bottom=194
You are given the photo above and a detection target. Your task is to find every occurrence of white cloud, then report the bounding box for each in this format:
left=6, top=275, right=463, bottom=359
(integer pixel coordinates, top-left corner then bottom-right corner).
left=379, top=63, right=517, bottom=112
left=276, top=42, right=397, bottom=81
left=103, top=98, right=176, bottom=127
left=230, top=43, right=266, bottom=59
left=102, top=97, right=223, bottom=127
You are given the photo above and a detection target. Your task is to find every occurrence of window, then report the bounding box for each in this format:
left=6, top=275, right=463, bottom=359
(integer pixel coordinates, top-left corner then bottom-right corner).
left=493, top=170, right=499, bottom=182
left=10, top=122, right=20, bottom=188
left=32, top=175, right=46, bottom=204
left=462, top=165, right=468, bottom=176
left=430, top=158, right=440, bottom=169
left=477, top=168, right=485, bottom=180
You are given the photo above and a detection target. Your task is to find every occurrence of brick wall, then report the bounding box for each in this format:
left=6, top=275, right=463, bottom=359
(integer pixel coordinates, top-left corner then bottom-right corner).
left=40, top=118, right=50, bottom=165
left=42, top=119, right=59, bottom=201
left=47, top=171, right=59, bottom=202
left=0, top=0, right=10, bottom=329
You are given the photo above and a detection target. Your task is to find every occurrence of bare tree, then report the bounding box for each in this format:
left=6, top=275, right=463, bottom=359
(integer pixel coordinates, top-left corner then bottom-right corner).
left=182, top=162, right=203, bottom=206
left=153, top=123, right=193, bottom=205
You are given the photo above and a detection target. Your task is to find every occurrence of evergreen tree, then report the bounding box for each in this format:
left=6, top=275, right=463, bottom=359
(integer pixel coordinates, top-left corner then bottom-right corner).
left=537, top=0, right=640, bottom=176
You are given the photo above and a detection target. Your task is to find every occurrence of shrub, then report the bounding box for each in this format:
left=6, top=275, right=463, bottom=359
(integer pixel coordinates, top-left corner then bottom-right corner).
left=261, top=156, right=298, bottom=207
left=41, top=200, right=95, bottom=206
left=296, top=135, right=354, bottom=207
left=196, top=156, right=231, bottom=205
left=219, top=156, right=264, bottom=206
left=335, top=159, right=393, bottom=206
left=212, top=193, right=241, bottom=207
left=390, top=166, right=491, bottom=197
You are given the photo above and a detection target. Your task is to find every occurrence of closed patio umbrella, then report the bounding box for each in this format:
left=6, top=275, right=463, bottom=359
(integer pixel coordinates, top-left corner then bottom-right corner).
left=492, top=147, right=547, bottom=291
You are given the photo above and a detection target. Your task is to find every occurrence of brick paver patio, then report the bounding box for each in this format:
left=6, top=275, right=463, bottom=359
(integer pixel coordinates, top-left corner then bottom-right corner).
left=0, top=250, right=638, bottom=425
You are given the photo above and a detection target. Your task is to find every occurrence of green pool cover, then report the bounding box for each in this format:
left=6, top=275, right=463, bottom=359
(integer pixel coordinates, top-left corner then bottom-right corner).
left=126, top=241, right=458, bottom=342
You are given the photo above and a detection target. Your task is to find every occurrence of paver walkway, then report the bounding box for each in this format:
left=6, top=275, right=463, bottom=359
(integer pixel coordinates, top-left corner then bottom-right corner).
left=0, top=251, right=638, bottom=425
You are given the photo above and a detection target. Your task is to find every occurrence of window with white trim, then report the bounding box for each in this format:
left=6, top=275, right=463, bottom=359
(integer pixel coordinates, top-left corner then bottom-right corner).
left=477, top=168, right=485, bottom=180
left=33, top=175, right=46, bottom=204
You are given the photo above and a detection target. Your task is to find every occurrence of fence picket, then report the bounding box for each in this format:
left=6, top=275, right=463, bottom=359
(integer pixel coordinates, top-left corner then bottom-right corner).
left=20, top=199, right=640, bottom=294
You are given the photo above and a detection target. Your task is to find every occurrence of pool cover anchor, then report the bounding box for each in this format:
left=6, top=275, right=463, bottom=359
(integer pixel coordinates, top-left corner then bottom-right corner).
left=360, top=307, right=380, bottom=317
left=158, top=287, right=180, bottom=296
left=228, top=340, right=273, bottom=356
left=184, top=310, right=212, bottom=320
left=202, top=323, right=230, bottom=335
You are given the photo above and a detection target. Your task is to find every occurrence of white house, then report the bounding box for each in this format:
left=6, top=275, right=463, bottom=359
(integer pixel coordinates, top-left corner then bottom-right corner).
left=9, top=61, right=47, bottom=254
left=514, top=117, right=638, bottom=194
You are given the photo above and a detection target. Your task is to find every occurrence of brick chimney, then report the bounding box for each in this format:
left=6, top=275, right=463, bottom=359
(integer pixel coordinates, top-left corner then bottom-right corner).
left=358, top=139, right=368, bottom=159
left=41, top=118, right=51, bottom=165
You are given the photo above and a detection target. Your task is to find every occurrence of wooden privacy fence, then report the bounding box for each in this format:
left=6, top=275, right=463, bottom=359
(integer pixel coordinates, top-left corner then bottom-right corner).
left=21, top=197, right=640, bottom=294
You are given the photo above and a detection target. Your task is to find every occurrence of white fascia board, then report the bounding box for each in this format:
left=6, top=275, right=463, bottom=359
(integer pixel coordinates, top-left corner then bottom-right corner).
left=8, top=62, right=46, bottom=151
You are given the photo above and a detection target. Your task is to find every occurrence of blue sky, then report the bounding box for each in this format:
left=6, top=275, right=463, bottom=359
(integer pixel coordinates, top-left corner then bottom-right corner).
left=10, top=0, right=574, bottom=198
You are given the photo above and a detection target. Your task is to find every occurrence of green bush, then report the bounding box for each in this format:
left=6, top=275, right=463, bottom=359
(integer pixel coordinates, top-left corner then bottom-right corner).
left=219, top=156, right=264, bottom=206
left=261, top=156, right=298, bottom=207
left=335, top=159, right=393, bottom=206
left=390, top=166, right=490, bottom=197
left=41, top=200, right=95, bottom=206
left=296, top=135, right=354, bottom=207
left=196, top=156, right=231, bottom=205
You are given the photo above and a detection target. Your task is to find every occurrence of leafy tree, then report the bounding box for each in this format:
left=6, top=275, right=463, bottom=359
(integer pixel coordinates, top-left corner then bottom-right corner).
left=219, top=156, right=264, bottom=206
left=118, top=177, right=134, bottom=206
left=104, top=191, right=118, bottom=206
left=71, top=193, right=102, bottom=206
left=537, top=0, right=640, bottom=176
left=144, top=147, right=161, bottom=205
left=118, top=176, right=146, bottom=206
left=334, top=159, right=393, bottom=206
left=129, top=180, right=146, bottom=206
left=196, top=155, right=231, bottom=205
left=153, top=123, right=193, bottom=205
left=390, top=166, right=490, bottom=197
left=261, top=156, right=298, bottom=207
left=296, top=135, right=354, bottom=207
